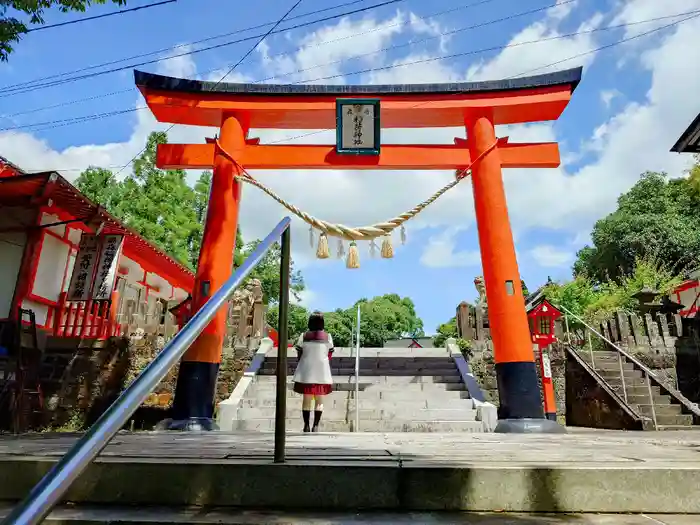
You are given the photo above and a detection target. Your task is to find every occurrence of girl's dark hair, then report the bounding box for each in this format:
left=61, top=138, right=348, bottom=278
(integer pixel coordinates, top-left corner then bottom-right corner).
left=308, top=310, right=325, bottom=331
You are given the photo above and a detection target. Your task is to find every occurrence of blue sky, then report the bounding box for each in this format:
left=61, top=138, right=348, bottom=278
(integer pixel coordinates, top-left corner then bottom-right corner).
left=1, top=0, right=699, bottom=334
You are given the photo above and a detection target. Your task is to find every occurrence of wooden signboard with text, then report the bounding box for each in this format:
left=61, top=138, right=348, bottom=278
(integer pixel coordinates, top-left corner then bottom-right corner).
left=66, top=234, right=124, bottom=302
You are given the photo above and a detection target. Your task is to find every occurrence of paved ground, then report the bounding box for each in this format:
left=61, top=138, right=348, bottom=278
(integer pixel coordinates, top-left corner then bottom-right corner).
left=0, top=506, right=696, bottom=524
left=2, top=429, right=700, bottom=466
left=2, top=430, right=700, bottom=514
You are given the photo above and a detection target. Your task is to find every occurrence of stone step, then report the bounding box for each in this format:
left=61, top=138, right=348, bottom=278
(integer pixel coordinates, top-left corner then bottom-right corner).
left=238, top=397, right=475, bottom=410
left=632, top=403, right=684, bottom=417
left=258, top=368, right=460, bottom=377
left=653, top=414, right=694, bottom=426
left=234, top=419, right=350, bottom=432
left=351, top=420, right=483, bottom=433
left=624, top=393, right=671, bottom=406
left=262, top=356, right=454, bottom=363
left=253, top=374, right=462, bottom=384
left=234, top=418, right=484, bottom=432
left=236, top=407, right=477, bottom=421
left=5, top=433, right=700, bottom=514
left=267, top=348, right=449, bottom=357
left=596, top=368, right=642, bottom=379
left=244, top=383, right=466, bottom=394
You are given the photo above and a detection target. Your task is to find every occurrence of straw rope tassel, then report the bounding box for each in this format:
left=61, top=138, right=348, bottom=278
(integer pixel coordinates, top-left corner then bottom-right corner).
left=346, top=241, right=360, bottom=269
left=316, top=232, right=330, bottom=259
left=380, top=236, right=394, bottom=259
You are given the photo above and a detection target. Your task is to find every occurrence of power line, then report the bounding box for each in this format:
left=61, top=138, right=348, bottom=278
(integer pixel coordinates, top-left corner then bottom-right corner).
left=112, top=0, right=306, bottom=178
left=18, top=0, right=374, bottom=82
left=0, top=0, right=407, bottom=96
left=270, top=10, right=700, bottom=143
left=26, top=0, right=177, bottom=33
left=6, top=7, right=697, bottom=133
left=2, top=0, right=494, bottom=118
left=17, top=8, right=700, bottom=171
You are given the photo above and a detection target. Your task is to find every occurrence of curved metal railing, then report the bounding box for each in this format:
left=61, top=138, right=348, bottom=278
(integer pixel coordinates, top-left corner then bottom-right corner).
left=5, top=217, right=293, bottom=525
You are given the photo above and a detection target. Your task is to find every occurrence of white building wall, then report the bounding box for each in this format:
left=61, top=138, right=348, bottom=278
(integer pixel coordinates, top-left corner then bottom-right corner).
left=0, top=208, right=32, bottom=318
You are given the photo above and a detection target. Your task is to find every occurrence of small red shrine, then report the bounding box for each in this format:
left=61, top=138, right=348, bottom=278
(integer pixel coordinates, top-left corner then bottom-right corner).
left=527, top=298, right=562, bottom=349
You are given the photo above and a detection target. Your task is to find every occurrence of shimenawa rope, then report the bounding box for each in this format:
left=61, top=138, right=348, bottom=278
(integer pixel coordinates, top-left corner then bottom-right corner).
left=215, top=139, right=498, bottom=242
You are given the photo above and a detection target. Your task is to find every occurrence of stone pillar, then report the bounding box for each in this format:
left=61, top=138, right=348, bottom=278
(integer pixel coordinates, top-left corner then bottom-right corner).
left=169, top=114, right=246, bottom=431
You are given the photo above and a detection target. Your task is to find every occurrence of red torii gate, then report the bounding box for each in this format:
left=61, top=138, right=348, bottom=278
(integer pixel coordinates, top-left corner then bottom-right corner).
left=135, top=67, right=582, bottom=433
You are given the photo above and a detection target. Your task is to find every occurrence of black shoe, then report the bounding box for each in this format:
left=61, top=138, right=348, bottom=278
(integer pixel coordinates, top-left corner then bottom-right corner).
left=311, top=425, right=319, bottom=432
left=303, top=425, right=311, bottom=433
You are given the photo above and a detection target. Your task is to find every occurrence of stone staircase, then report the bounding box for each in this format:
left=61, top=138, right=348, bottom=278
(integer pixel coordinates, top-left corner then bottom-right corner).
left=228, top=346, right=489, bottom=432
left=577, top=348, right=699, bottom=430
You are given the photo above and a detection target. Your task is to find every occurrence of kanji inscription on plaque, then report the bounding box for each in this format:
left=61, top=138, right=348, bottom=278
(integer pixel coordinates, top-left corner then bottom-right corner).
left=336, top=99, right=380, bottom=155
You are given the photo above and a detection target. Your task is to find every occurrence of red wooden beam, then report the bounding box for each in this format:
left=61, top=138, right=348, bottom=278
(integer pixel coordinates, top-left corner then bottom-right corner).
left=157, top=141, right=560, bottom=171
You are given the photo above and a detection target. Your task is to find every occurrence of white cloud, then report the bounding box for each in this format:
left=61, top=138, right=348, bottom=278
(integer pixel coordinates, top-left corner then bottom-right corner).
left=2, top=3, right=699, bottom=279
left=530, top=245, right=573, bottom=268
left=419, top=228, right=481, bottom=268
left=611, top=0, right=700, bottom=38
left=600, top=89, right=621, bottom=108
left=291, top=288, right=318, bottom=308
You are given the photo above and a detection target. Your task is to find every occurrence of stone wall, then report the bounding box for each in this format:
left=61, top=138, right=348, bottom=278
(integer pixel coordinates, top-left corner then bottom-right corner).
left=469, top=343, right=566, bottom=420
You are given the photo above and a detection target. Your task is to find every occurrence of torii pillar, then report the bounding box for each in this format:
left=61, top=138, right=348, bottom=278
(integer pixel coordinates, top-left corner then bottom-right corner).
left=135, top=66, right=582, bottom=433
left=168, top=115, right=246, bottom=430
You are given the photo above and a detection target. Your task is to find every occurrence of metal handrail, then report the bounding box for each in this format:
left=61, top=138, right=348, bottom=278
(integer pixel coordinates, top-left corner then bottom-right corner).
left=560, top=305, right=700, bottom=421
left=5, top=217, right=293, bottom=525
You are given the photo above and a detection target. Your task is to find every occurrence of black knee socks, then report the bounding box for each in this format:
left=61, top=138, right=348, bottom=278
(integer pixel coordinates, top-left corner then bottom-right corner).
left=302, top=410, right=311, bottom=432
left=312, top=410, right=322, bottom=431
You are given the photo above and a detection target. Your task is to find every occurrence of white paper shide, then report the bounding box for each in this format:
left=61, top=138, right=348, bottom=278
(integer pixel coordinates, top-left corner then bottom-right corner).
left=340, top=103, right=375, bottom=150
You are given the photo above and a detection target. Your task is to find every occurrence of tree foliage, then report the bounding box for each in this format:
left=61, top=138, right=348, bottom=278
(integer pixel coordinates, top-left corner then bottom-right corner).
left=267, top=294, right=424, bottom=348
left=573, top=171, right=700, bottom=283
left=76, top=132, right=206, bottom=270
left=431, top=316, right=472, bottom=355
left=1, top=1, right=125, bottom=61
left=545, top=255, right=685, bottom=327
left=240, top=239, right=305, bottom=304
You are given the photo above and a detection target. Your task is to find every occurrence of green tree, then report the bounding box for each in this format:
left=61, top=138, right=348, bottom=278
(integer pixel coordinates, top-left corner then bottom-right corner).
left=241, top=239, right=305, bottom=304
left=1, top=1, right=125, bottom=61
left=433, top=317, right=458, bottom=348
left=74, top=167, right=124, bottom=211
left=545, top=255, right=685, bottom=326
left=76, top=132, right=216, bottom=271
left=573, top=171, right=700, bottom=283
left=266, top=303, right=310, bottom=343
left=116, top=132, right=201, bottom=268
left=354, top=294, right=424, bottom=348
left=265, top=294, right=424, bottom=349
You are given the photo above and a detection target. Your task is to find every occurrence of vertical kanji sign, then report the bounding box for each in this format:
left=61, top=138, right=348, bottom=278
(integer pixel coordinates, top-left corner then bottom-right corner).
left=66, top=234, right=100, bottom=301
left=92, top=234, right=124, bottom=301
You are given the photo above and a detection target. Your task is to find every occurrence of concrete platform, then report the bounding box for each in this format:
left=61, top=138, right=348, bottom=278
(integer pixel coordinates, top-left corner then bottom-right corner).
left=0, top=506, right=695, bottom=524
left=1, top=430, right=699, bottom=513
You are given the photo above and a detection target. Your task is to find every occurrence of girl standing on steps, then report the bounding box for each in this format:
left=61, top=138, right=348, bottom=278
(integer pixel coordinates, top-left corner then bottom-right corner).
left=293, top=311, right=334, bottom=432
